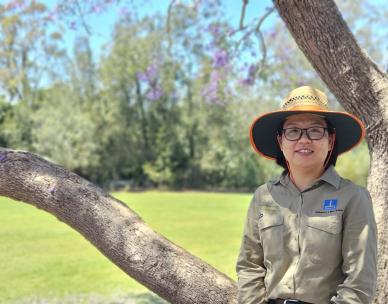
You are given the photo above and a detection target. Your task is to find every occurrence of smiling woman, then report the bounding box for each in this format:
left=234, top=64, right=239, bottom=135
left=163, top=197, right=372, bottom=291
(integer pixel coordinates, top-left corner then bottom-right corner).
left=277, top=113, right=334, bottom=189
left=237, top=86, right=377, bottom=304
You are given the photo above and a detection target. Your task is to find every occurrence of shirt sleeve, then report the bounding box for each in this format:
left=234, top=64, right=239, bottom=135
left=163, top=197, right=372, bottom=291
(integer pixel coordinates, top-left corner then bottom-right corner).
left=236, top=192, right=267, bottom=304
left=330, top=187, right=377, bottom=304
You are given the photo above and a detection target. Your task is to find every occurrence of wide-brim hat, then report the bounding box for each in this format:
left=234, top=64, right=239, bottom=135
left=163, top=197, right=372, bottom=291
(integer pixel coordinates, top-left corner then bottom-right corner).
left=250, top=86, right=365, bottom=159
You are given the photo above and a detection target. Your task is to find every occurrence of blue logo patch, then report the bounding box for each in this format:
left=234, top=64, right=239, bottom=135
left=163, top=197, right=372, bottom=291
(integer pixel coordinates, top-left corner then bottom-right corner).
left=323, top=199, right=338, bottom=211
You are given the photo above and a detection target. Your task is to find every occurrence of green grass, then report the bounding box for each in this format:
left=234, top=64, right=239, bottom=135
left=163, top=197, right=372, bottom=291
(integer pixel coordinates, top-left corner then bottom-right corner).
left=0, top=191, right=251, bottom=303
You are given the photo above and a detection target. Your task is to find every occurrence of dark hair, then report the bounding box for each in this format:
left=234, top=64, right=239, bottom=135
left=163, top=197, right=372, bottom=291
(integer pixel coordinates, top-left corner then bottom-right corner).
left=275, top=119, right=338, bottom=172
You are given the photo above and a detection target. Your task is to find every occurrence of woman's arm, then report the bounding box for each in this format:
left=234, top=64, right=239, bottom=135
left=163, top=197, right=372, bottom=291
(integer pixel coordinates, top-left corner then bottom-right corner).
left=236, top=195, right=267, bottom=304
left=330, top=187, right=377, bottom=303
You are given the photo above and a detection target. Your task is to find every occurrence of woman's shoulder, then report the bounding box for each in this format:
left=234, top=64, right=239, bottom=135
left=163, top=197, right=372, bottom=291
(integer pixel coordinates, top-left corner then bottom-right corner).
left=338, top=175, right=370, bottom=198
left=335, top=175, right=373, bottom=211
left=251, top=179, right=280, bottom=206
left=252, top=180, right=275, bottom=195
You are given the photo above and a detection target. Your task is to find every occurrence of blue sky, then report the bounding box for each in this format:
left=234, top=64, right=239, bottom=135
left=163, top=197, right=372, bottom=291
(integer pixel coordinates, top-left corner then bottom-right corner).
left=37, top=0, right=278, bottom=60
left=46, top=0, right=385, bottom=67
left=0, top=0, right=385, bottom=66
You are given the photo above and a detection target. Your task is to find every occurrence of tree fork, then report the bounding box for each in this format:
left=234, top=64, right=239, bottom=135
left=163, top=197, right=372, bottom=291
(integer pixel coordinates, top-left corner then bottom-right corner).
left=0, top=149, right=238, bottom=304
left=273, top=0, right=388, bottom=302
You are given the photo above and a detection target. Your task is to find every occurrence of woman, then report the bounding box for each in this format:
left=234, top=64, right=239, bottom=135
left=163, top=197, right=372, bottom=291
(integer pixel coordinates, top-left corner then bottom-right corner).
left=236, top=86, right=377, bottom=304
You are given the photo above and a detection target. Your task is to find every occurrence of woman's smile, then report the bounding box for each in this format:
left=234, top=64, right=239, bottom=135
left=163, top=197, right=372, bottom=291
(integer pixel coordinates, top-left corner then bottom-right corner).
left=295, top=148, right=314, bottom=155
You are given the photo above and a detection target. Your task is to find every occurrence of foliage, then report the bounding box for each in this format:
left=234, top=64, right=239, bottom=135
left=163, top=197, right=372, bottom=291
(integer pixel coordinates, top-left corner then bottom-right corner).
left=0, top=0, right=383, bottom=189
left=0, top=1, right=65, bottom=103
left=31, top=84, right=100, bottom=176
left=0, top=97, right=11, bottom=146
left=336, top=141, right=370, bottom=187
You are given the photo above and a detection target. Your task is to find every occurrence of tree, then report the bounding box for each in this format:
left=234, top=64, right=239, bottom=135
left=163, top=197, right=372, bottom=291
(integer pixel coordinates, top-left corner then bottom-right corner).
left=0, top=1, right=65, bottom=150
left=0, top=0, right=387, bottom=303
left=272, top=1, right=387, bottom=302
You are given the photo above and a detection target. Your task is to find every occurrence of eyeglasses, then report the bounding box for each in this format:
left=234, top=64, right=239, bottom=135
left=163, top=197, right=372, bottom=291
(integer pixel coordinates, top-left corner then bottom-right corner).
left=281, top=127, right=328, bottom=141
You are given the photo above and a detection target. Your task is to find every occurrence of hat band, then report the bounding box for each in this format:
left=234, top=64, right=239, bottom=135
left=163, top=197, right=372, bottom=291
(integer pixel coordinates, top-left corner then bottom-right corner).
left=282, top=104, right=328, bottom=112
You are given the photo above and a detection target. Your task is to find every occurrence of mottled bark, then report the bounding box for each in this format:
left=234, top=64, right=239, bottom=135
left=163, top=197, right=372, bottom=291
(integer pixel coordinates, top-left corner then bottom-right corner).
left=273, top=0, right=388, bottom=302
left=0, top=149, right=237, bottom=304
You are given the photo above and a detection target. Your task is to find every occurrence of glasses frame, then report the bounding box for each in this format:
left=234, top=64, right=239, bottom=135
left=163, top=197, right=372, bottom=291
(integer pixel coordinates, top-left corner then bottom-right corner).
left=281, top=127, right=328, bottom=141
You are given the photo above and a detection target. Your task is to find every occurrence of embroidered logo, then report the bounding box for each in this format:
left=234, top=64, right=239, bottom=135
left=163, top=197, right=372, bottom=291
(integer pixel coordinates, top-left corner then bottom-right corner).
left=323, top=199, right=338, bottom=211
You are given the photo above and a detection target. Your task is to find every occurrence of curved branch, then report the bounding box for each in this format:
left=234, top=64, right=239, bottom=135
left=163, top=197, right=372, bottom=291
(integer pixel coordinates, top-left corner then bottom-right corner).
left=166, top=0, right=177, bottom=57
left=234, top=6, right=275, bottom=53
left=253, top=7, right=275, bottom=76
left=234, top=6, right=275, bottom=79
left=272, top=0, right=388, bottom=130
left=74, top=0, right=92, bottom=35
left=0, top=149, right=237, bottom=304
left=239, top=0, right=249, bottom=29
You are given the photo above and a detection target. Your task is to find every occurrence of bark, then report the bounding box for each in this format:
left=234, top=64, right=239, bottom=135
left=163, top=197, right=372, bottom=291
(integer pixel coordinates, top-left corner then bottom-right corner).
left=273, top=0, right=388, bottom=302
left=0, top=149, right=237, bottom=304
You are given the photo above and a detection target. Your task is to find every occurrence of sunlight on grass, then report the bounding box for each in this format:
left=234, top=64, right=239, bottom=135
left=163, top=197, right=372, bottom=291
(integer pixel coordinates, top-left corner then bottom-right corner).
left=0, top=191, right=251, bottom=303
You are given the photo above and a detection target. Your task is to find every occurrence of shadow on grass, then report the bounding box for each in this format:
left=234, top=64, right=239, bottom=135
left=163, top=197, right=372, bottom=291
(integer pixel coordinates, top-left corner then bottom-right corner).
left=13, top=292, right=169, bottom=304
left=130, top=293, right=169, bottom=304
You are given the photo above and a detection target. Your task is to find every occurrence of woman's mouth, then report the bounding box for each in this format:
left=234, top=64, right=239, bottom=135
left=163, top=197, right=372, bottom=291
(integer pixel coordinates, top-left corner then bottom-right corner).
left=295, top=148, right=314, bottom=155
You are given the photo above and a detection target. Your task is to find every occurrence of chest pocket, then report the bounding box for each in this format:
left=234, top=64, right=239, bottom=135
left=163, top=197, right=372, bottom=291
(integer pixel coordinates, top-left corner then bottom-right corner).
left=304, top=215, right=342, bottom=264
left=305, top=215, right=342, bottom=234
left=258, top=212, right=284, bottom=262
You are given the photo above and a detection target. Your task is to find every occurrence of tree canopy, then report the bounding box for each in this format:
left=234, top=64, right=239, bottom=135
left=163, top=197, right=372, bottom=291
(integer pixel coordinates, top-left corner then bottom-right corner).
left=1, top=0, right=384, bottom=189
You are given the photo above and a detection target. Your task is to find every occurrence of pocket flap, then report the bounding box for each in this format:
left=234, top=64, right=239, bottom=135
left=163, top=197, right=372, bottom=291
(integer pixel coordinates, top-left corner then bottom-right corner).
left=306, top=215, right=342, bottom=234
left=258, top=213, right=284, bottom=230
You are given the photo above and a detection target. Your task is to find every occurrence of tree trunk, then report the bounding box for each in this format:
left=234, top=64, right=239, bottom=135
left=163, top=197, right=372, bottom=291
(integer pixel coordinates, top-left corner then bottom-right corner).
left=0, top=149, right=237, bottom=304
left=273, top=0, right=388, bottom=302
left=135, top=77, right=151, bottom=156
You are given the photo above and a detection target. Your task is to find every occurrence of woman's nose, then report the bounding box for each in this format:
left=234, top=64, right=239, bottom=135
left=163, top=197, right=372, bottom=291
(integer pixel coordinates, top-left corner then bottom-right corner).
left=298, top=130, right=312, bottom=142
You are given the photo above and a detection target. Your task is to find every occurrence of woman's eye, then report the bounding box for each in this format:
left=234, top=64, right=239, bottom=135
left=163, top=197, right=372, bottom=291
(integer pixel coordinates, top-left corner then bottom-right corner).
left=309, top=128, right=323, bottom=134
left=288, top=128, right=300, bottom=134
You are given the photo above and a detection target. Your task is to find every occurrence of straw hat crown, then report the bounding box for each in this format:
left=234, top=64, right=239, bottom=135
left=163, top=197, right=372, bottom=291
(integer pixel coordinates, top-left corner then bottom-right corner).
left=281, top=86, right=329, bottom=111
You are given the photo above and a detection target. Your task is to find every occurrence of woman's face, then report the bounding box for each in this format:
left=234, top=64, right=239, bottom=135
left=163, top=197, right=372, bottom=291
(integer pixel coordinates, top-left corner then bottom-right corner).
left=277, top=113, right=333, bottom=172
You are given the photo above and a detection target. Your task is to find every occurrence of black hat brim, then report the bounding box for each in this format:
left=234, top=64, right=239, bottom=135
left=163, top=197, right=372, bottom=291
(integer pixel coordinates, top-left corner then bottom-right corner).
left=250, top=110, right=365, bottom=159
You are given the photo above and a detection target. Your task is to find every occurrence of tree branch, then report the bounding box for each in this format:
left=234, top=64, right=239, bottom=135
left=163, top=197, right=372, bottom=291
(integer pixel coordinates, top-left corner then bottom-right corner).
left=74, top=0, right=92, bottom=35
left=239, top=0, right=249, bottom=29
left=166, top=0, right=177, bottom=57
left=0, top=149, right=237, bottom=304
left=272, top=0, right=388, bottom=130
left=234, top=6, right=275, bottom=79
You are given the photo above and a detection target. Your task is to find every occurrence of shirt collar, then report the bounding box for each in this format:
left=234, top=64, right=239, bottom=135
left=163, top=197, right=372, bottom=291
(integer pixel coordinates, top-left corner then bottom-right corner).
left=319, top=165, right=341, bottom=189
left=276, top=170, right=291, bottom=187
left=274, top=165, right=341, bottom=189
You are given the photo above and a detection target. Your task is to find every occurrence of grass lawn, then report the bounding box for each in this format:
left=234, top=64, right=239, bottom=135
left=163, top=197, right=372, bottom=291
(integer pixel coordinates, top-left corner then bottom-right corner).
left=0, top=191, right=251, bottom=303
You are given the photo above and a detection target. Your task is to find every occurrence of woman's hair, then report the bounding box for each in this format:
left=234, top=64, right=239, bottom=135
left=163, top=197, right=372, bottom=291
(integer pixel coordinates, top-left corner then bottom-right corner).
left=275, top=119, right=338, bottom=172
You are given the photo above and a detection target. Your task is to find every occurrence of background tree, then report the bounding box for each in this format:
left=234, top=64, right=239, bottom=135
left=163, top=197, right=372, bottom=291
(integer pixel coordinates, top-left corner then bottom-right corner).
left=0, top=1, right=64, bottom=150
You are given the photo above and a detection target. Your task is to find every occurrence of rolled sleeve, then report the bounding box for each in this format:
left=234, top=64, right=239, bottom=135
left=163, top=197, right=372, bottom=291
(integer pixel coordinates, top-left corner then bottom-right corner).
left=331, top=187, right=377, bottom=304
left=236, top=194, right=267, bottom=304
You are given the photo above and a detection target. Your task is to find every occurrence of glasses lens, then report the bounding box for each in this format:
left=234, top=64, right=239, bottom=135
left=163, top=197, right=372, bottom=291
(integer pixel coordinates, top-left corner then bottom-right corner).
left=283, top=127, right=326, bottom=140
left=307, top=127, right=325, bottom=139
left=284, top=128, right=301, bottom=140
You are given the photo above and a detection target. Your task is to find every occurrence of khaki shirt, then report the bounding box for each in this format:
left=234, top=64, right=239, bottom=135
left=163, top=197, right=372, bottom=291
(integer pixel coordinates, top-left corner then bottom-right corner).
left=236, top=166, right=377, bottom=304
